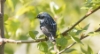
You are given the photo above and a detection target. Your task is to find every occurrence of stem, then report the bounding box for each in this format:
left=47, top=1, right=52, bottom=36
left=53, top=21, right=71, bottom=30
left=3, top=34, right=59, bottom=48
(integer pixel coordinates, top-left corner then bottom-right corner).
left=0, top=0, right=6, bottom=54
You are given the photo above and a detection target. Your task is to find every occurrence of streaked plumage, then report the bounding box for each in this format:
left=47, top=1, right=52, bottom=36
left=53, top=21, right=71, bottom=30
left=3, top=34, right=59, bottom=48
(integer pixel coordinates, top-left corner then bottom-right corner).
left=37, top=12, right=57, bottom=41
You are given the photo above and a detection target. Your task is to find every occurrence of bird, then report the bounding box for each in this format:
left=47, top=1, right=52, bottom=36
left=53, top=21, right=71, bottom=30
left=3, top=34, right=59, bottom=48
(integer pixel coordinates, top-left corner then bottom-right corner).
left=36, top=12, right=59, bottom=53
left=36, top=12, right=57, bottom=42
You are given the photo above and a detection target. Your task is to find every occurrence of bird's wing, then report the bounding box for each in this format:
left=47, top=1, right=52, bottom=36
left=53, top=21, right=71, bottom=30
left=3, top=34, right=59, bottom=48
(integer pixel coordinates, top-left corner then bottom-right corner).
left=46, top=18, right=57, bottom=36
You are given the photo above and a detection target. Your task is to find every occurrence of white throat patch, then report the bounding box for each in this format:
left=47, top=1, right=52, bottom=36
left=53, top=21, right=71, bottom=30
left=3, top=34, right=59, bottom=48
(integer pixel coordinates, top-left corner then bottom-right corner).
left=39, top=19, right=44, bottom=23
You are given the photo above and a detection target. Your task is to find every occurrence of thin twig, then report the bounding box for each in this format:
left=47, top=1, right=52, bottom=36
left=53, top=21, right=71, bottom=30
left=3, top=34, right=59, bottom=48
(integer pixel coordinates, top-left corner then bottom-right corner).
left=61, top=6, right=100, bottom=35
left=52, top=41, right=59, bottom=54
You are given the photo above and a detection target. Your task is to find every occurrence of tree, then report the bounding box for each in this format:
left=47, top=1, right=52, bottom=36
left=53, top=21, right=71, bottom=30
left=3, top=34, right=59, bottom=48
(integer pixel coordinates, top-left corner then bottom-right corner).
left=0, top=0, right=5, bottom=54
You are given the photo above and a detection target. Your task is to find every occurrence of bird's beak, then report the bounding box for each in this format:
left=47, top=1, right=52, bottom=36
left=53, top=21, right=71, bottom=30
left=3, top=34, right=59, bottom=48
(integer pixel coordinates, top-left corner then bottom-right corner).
left=36, top=15, right=39, bottom=18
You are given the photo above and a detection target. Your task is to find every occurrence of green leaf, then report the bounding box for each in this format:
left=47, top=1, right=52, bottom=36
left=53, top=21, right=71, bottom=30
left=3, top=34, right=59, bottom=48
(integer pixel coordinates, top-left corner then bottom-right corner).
left=29, top=31, right=38, bottom=39
left=38, top=35, right=45, bottom=39
left=70, top=35, right=81, bottom=43
left=69, top=29, right=76, bottom=36
left=81, top=46, right=93, bottom=54
left=87, top=46, right=93, bottom=54
left=76, top=30, right=82, bottom=35
left=56, top=36, right=67, bottom=46
left=81, top=47, right=87, bottom=54
left=37, top=42, right=48, bottom=52
left=6, top=0, right=14, bottom=11
left=83, top=24, right=90, bottom=30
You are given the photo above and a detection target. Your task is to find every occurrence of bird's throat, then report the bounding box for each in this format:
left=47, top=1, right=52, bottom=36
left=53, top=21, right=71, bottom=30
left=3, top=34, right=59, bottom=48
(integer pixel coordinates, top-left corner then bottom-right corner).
left=39, top=19, right=44, bottom=23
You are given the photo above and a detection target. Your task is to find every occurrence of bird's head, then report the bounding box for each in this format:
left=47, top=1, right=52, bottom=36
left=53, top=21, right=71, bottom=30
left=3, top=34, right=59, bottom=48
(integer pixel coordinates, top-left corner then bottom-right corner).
left=36, top=12, right=51, bottom=19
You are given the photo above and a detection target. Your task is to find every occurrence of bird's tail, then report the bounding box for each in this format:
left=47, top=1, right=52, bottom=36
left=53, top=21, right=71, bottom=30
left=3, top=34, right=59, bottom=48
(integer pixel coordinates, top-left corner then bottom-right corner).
left=48, top=35, right=55, bottom=42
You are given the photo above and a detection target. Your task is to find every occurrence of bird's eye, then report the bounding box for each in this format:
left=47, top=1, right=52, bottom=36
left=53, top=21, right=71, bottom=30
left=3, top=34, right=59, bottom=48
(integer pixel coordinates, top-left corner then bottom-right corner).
left=41, top=16, right=45, bottom=18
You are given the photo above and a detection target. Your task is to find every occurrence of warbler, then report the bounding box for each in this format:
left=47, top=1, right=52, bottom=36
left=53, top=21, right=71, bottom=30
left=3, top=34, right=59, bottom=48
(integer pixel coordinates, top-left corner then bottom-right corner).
left=36, top=12, right=57, bottom=42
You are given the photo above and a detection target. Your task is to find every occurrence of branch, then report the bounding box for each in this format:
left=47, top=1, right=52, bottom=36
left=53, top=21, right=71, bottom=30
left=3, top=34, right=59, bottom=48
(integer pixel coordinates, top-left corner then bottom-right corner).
left=61, top=6, right=100, bottom=35
left=0, top=27, right=97, bottom=54
left=59, top=26, right=100, bottom=54
left=0, top=38, right=46, bottom=45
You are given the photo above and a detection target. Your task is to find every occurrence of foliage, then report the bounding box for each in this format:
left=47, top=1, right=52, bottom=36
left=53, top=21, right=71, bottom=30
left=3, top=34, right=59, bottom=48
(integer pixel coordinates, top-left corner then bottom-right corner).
left=81, top=0, right=100, bottom=10
left=4, top=0, right=100, bottom=54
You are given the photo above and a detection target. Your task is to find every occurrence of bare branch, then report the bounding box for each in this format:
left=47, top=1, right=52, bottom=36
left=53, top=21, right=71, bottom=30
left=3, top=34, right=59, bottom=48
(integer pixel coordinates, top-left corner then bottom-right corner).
left=61, top=6, right=100, bottom=36
left=0, top=38, right=46, bottom=44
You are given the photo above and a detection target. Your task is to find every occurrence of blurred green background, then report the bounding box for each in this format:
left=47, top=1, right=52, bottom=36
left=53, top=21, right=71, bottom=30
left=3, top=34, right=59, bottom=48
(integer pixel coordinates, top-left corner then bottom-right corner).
left=4, top=0, right=100, bottom=54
